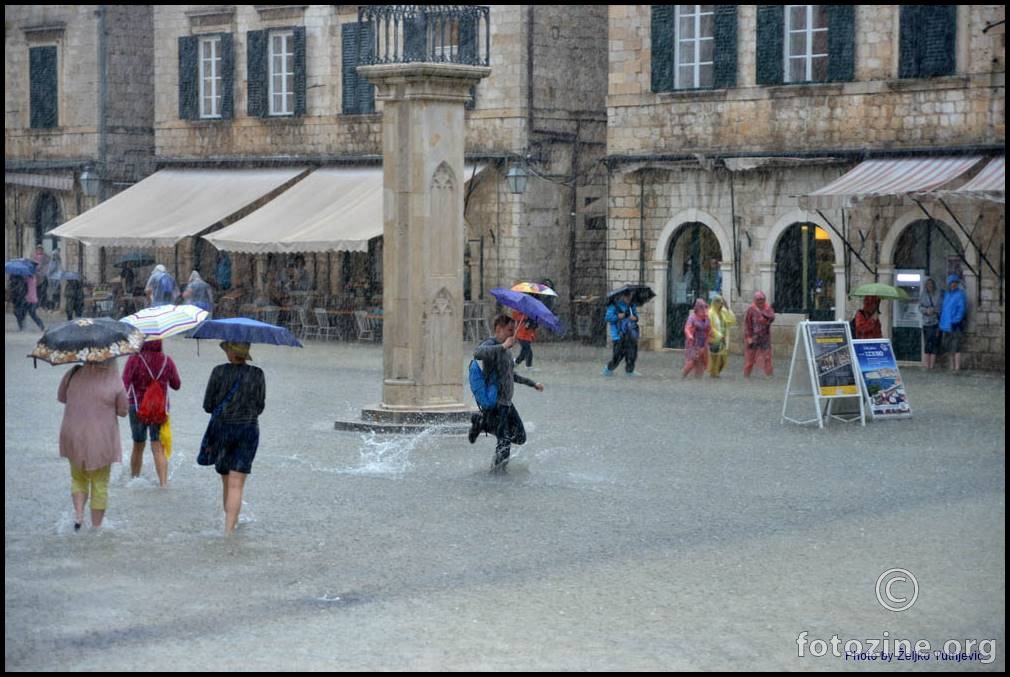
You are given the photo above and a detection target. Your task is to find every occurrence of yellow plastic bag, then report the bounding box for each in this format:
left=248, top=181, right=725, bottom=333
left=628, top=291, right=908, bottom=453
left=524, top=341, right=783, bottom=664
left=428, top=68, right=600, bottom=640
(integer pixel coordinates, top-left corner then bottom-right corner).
left=160, top=414, right=172, bottom=461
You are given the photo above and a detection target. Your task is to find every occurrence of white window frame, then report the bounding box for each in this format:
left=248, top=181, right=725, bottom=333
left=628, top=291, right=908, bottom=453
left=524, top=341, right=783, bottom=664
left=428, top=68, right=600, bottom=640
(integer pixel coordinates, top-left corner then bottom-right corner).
left=199, top=36, right=222, bottom=119
left=674, top=5, right=714, bottom=90
left=784, top=5, right=828, bottom=83
left=269, top=30, right=294, bottom=116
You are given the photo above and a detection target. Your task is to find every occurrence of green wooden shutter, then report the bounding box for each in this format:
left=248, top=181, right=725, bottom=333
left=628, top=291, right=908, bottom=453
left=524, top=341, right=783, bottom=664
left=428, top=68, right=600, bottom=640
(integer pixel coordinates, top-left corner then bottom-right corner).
left=651, top=6, right=674, bottom=93
left=247, top=29, right=268, bottom=117
left=220, top=33, right=234, bottom=119
left=404, top=13, right=428, bottom=62
left=460, top=14, right=478, bottom=107
left=919, top=5, right=956, bottom=77
left=755, top=5, right=784, bottom=86
left=293, top=26, right=307, bottom=116
left=342, top=22, right=376, bottom=115
left=177, top=37, right=198, bottom=120
left=898, top=6, right=919, bottom=78
left=712, top=6, right=738, bottom=89
left=30, top=45, right=58, bottom=129
left=826, top=5, right=855, bottom=82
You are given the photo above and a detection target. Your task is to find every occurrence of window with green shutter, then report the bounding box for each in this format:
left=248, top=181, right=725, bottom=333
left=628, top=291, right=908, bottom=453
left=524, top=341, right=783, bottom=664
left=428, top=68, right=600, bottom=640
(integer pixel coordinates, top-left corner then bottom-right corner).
left=179, top=34, right=234, bottom=121
left=248, top=26, right=307, bottom=117
left=29, top=46, right=58, bottom=129
left=652, top=5, right=737, bottom=92
left=757, top=5, right=854, bottom=86
left=899, top=5, right=956, bottom=79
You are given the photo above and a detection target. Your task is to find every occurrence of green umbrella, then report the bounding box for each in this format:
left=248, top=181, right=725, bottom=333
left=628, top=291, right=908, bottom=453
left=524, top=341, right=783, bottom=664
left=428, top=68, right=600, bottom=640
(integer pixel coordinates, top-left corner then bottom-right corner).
left=850, top=282, right=909, bottom=301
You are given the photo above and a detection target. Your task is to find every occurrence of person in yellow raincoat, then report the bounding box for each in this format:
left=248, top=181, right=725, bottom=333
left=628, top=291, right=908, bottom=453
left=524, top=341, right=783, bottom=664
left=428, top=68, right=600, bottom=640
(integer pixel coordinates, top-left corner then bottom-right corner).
left=707, top=295, right=736, bottom=378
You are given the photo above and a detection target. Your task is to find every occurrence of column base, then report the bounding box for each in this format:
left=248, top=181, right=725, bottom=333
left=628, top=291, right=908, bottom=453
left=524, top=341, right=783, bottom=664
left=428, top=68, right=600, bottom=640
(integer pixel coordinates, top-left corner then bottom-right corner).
left=334, top=403, right=475, bottom=434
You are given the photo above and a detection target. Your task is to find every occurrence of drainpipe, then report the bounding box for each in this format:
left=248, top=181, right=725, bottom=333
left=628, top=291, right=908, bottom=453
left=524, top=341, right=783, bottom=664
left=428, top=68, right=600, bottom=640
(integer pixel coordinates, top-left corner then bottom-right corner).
left=97, top=5, right=108, bottom=282
left=638, top=172, right=645, bottom=284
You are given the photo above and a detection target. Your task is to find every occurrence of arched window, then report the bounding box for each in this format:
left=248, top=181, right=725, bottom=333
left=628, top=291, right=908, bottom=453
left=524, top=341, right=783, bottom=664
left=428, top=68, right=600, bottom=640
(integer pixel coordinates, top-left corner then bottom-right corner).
left=34, top=193, right=61, bottom=251
left=664, top=222, right=721, bottom=347
left=774, top=222, right=834, bottom=319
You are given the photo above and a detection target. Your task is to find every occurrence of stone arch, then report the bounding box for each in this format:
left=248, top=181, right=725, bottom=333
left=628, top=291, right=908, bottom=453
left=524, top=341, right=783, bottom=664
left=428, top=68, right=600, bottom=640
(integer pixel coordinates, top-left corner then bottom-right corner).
left=651, top=209, right=732, bottom=348
left=760, top=209, right=847, bottom=320
left=879, top=207, right=973, bottom=271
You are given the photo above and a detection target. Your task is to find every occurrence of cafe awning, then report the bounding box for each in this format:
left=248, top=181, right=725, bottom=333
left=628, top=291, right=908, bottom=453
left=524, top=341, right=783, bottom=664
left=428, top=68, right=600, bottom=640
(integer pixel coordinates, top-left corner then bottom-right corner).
left=47, top=168, right=306, bottom=247
left=204, top=167, right=383, bottom=254
left=205, top=163, right=488, bottom=254
left=948, top=156, right=1005, bottom=202
left=800, top=156, right=983, bottom=210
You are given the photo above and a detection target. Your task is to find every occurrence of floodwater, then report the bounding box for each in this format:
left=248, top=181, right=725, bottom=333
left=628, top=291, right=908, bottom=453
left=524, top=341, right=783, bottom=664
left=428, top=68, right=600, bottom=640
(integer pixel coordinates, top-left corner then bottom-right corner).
left=5, top=313, right=1004, bottom=670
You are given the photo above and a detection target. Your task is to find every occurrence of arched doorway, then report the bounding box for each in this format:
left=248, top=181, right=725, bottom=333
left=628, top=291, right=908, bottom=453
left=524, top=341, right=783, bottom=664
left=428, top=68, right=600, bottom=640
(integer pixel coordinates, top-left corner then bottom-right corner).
left=665, top=222, right=721, bottom=347
left=891, top=218, right=964, bottom=361
left=774, top=223, right=835, bottom=321
left=34, top=193, right=61, bottom=252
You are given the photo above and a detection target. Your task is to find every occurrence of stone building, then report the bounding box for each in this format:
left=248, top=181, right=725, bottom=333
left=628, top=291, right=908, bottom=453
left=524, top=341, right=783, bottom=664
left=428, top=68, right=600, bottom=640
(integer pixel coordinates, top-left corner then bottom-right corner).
left=607, top=5, right=1004, bottom=370
left=5, top=5, right=155, bottom=279
left=6, top=5, right=609, bottom=327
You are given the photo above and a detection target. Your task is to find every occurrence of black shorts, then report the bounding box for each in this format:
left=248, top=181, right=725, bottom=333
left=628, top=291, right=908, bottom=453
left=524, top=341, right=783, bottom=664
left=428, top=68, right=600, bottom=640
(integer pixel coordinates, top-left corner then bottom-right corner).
left=213, top=421, right=260, bottom=475
left=128, top=408, right=162, bottom=443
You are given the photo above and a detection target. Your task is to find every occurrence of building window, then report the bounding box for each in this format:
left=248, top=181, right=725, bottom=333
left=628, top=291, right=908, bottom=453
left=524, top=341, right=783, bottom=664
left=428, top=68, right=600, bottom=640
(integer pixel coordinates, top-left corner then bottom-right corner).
left=179, top=33, right=233, bottom=121
left=653, top=6, right=737, bottom=93
left=675, top=5, right=715, bottom=89
left=269, top=30, right=295, bottom=116
left=199, top=36, right=222, bottom=118
left=248, top=27, right=305, bottom=118
left=899, top=5, right=956, bottom=79
left=29, top=45, right=58, bottom=129
left=784, top=5, right=827, bottom=83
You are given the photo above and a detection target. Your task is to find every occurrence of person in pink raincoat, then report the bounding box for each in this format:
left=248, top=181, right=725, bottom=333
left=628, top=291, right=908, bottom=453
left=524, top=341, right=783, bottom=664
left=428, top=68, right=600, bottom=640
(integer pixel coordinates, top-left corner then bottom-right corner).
left=682, top=298, right=711, bottom=378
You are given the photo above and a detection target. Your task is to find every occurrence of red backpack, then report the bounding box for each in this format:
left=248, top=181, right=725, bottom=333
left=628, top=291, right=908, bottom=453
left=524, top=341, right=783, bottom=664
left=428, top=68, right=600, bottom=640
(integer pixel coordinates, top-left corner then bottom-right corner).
left=137, top=356, right=168, bottom=425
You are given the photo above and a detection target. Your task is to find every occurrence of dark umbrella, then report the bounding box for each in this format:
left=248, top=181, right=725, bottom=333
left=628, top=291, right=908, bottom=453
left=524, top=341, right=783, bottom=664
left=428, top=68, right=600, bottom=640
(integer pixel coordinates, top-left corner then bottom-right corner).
left=28, top=318, right=145, bottom=366
left=113, top=252, right=156, bottom=268
left=606, top=284, right=656, bottom=306
left=188, top=317, right=303, bottom=347
left=488, top=288, right=562, bottom=332
left=5, top=258, right=38, bottom=277
left=60, top=271, right=82, bottom=281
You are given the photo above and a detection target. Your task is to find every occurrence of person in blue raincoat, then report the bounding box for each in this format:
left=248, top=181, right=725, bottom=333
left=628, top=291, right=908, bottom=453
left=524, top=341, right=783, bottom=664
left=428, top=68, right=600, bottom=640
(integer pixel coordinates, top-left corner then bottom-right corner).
left=602, top=290, right=639, bottom=376
left=938, top=273, right=967, bottom=372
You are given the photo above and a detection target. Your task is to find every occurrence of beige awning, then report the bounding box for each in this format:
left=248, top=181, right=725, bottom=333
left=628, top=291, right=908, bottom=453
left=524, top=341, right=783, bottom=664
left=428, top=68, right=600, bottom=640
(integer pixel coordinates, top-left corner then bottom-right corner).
left=47, top=168, right=306, bottom=247
left=205, top=163, right=488, bottom=254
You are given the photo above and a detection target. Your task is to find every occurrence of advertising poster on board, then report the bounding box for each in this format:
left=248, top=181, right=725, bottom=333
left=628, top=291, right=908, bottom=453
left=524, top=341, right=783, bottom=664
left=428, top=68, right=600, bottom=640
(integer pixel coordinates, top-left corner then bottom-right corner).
left=806, top=322, right=859, bottom=397
left=852, top=339, right=912, bottom=419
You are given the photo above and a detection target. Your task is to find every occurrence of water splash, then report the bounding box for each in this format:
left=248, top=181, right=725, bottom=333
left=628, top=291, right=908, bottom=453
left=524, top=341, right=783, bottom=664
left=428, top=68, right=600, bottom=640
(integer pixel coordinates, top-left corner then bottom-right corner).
left=345, top=428, right=438, bottom=476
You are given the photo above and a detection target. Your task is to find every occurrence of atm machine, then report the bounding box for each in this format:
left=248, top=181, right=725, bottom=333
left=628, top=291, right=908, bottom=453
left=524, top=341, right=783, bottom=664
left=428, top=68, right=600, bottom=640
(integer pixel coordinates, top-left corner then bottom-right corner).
left=892, top=269, right=924, bottom=362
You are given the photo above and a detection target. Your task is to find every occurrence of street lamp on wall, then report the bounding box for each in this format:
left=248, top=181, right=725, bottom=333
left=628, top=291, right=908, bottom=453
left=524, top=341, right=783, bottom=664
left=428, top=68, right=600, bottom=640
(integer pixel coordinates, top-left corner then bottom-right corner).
left=79, top=165, right=100, bottom=198
left=505, top=164, right=528, bottom=195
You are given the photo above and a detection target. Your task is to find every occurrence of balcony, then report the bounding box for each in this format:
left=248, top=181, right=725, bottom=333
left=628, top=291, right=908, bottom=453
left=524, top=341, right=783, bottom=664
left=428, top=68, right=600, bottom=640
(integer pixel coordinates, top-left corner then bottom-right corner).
left=357, top=5, right=490, bottom=67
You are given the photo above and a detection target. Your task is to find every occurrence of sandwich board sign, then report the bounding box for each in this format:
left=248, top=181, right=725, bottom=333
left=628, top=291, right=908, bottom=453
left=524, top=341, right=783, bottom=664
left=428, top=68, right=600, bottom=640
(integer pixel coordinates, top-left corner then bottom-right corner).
left=782, top=321, right=865, bottom=428
left=851, top=339, right=912, bottom=420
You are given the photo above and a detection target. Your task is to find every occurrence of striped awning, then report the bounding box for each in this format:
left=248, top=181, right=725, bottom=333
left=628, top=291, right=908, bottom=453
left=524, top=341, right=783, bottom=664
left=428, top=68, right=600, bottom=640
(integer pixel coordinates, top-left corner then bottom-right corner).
left=952, top=156, right=1004, bottom=201
left=800, top=157, right=983, bottom=210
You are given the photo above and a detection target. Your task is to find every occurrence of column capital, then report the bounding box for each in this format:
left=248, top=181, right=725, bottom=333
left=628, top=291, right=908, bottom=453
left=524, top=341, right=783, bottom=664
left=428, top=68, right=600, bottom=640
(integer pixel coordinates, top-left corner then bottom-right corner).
left=359, top=63, right=491, bottom=103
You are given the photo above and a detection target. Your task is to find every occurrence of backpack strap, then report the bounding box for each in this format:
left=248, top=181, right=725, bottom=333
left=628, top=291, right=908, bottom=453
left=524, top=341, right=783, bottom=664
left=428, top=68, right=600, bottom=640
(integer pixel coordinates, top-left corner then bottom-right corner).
left=134, top=354, right=168, bottom=410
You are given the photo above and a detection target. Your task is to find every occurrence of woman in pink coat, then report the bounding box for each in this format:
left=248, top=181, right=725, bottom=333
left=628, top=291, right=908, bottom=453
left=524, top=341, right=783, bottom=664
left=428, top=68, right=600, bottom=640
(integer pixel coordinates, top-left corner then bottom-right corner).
left=58, top=360, right=129, bottom=530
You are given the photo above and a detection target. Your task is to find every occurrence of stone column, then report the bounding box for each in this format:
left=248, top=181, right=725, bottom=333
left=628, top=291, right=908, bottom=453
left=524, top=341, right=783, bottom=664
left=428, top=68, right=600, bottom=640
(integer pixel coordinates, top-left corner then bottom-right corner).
left=358, top=63, right=490, bottom=426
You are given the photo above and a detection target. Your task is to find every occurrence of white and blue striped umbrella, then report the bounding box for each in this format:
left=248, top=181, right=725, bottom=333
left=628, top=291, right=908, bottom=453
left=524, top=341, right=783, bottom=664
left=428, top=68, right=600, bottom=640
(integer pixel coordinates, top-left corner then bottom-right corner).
left=120, top=304, right=209, bottom=340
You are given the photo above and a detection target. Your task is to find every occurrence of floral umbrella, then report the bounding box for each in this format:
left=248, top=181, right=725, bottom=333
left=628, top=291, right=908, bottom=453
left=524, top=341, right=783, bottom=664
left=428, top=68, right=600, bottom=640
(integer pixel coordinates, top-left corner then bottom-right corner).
left=511, top=282, right=558, bottom=297
left=28, top=318, right=145, bottom=366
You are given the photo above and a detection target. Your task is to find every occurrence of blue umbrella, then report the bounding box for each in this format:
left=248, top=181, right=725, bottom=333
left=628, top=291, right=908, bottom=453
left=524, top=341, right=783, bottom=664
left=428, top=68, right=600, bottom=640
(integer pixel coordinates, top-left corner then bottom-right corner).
left=5, top=258, right=37, bottom=277
left=61, top=271, right=82, bottom=281
left=488, top=287, right=562, bottom=333
left=188, top=317, right=303, bottom=347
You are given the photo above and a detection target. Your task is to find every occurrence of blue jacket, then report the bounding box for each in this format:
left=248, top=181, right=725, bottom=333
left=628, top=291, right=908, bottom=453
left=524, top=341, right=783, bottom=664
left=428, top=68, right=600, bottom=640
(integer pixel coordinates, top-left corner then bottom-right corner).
left=605, top=300, right=637, bottom=342
left=938, top=277, right=966, bottom=333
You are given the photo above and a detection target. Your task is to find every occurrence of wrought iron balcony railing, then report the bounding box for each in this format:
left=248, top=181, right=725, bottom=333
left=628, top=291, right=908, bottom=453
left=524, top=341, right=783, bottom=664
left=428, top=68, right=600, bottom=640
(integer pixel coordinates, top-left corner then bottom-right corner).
left=357, top=5, right=490, bottom=67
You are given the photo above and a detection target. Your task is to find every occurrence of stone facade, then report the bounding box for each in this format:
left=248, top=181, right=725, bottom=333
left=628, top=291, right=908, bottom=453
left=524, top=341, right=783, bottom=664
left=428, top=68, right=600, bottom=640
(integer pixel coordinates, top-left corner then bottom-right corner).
left=607, top=5, right=1005, bottom=370
left=5, top=5, right=154, bottom=285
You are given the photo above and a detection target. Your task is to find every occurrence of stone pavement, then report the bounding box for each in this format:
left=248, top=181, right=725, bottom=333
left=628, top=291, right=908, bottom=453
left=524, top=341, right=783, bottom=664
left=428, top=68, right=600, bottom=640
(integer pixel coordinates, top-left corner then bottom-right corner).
left=4, top=310, right=1004, bottom=670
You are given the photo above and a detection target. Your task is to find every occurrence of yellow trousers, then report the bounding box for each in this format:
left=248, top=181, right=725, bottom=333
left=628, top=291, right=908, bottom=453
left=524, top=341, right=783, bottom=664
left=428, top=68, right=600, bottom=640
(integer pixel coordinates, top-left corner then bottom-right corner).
left=70, top=464, right=111, bottom=510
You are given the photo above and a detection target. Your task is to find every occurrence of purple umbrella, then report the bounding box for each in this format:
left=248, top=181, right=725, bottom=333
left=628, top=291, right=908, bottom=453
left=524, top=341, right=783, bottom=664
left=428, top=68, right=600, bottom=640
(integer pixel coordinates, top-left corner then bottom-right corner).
left=488, top=288, right=562, bottom=333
